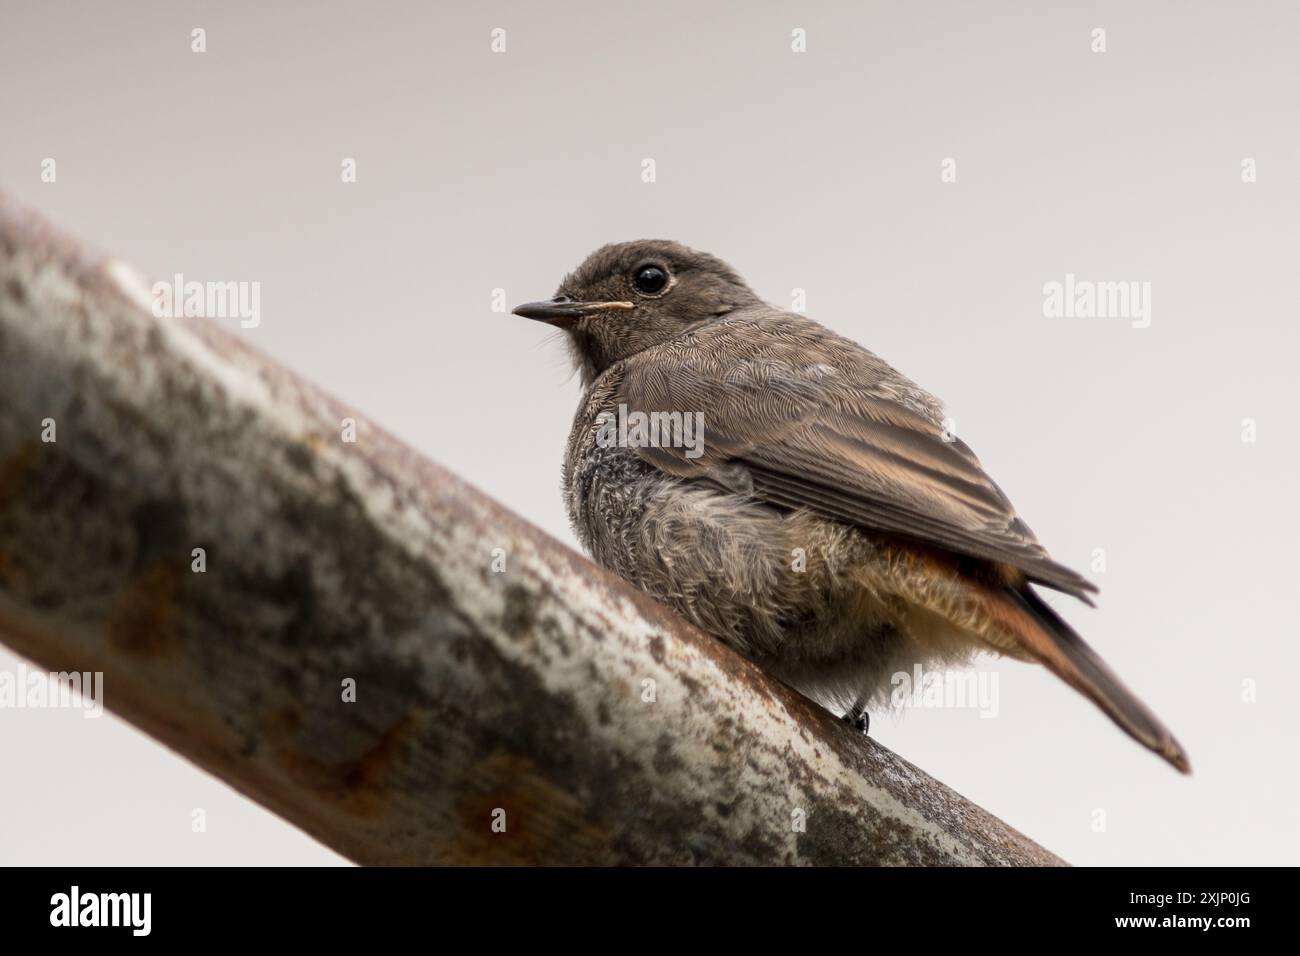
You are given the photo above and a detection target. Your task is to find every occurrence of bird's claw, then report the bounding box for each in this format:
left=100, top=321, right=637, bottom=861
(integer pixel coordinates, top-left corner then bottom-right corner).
left=843, top=707, right=870, bottom=737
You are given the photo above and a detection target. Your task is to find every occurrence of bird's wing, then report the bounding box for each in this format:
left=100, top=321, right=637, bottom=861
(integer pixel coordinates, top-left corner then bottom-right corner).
left=618, top=314, right=1097, bottom=602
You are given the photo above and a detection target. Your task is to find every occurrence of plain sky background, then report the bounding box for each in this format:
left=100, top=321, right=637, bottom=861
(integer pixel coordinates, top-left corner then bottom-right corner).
left=2, top=0, right=1297, bottom=865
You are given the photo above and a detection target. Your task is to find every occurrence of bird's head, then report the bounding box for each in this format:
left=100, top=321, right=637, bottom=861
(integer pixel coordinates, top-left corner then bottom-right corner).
left=513, top=240, right=759, bottom=383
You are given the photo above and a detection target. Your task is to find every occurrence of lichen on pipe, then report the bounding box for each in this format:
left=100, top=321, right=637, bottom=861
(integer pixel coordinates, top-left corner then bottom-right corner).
left=0, top=193, right=1063, bottom=865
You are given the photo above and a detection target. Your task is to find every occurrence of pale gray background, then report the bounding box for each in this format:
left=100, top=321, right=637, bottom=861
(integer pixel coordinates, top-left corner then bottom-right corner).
left=2, top=0, right=1296, bottom=865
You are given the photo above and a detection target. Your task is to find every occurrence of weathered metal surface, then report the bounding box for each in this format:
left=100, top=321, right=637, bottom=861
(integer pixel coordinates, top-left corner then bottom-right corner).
left=0, top=192, right=1064, bottom=865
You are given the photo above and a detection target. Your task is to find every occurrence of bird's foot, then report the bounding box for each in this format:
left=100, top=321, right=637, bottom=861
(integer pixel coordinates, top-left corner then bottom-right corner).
left=842, top=707, right=870, bottom=737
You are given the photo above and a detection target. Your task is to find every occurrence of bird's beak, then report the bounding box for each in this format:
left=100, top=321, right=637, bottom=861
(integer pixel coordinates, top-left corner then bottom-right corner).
left=511, top=298, right=635, bottom=326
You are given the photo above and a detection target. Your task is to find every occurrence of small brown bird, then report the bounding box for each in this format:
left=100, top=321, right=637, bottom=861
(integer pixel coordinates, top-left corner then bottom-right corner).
left=514, top=240, right=1190, bottom=773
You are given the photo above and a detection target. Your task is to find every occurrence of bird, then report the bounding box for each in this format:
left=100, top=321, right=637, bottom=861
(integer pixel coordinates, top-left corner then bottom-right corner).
left=513, top=239, right=1190, bottom=774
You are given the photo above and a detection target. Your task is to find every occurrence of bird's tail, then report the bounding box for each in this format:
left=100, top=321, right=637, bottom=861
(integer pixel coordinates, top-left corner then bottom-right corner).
left=995, top=586, right=1191, bottom=774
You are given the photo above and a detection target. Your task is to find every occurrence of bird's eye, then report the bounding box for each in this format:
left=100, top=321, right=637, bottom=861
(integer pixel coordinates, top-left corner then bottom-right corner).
left=632, top=265, right=669, bottom=295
